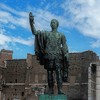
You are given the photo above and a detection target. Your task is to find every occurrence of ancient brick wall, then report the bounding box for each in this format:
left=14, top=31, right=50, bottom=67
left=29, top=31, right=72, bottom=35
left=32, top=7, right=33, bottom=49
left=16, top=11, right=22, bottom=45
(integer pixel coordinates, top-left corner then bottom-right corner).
left=0, top=50, right=99, bottom=100
left=68, top=51, right=99, bottom=100
left=25, top=50, right=99, bottom=100
left=3, top=59, right=27, bottom=100
left=27, top=54, right=47, bottom=84
left=0, top=49, right=13, bottom=66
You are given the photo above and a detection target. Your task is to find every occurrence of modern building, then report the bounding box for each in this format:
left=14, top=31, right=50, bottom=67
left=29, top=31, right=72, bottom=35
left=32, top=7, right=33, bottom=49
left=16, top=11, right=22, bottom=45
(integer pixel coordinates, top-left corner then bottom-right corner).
left=0, top=49, right=99, bottom=100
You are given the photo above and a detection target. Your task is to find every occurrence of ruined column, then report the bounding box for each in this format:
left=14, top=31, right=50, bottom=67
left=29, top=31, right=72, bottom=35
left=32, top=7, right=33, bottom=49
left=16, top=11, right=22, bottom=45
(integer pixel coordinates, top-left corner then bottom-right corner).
left=0, top=91, right=1, bottom=100
left=88, top=66, right=92, bottom=100
left=96, top=62, right=100, bottom=100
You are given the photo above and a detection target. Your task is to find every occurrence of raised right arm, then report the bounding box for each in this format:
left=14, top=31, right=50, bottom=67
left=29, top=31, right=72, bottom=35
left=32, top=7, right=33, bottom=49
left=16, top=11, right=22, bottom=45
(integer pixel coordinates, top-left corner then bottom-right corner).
left=29, top=12, right=37, bottom=35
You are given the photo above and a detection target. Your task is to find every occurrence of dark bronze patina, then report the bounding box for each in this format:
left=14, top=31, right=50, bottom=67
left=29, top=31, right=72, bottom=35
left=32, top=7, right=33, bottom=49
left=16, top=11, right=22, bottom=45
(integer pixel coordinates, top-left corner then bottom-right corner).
left=29, top=12, right=69, bottom=94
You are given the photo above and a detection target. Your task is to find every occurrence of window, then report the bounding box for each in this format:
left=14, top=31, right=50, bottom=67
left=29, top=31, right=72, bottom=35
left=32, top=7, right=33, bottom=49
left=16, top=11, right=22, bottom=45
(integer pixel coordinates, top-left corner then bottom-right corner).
left=21, top=92, right=24, bottom=96
left=15, top=79, right=17, bottom=83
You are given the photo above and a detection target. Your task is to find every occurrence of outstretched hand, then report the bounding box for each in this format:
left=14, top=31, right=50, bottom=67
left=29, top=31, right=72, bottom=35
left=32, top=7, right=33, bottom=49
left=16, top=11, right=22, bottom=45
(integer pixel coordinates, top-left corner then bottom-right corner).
left=29, top=12, right=34, bottom=24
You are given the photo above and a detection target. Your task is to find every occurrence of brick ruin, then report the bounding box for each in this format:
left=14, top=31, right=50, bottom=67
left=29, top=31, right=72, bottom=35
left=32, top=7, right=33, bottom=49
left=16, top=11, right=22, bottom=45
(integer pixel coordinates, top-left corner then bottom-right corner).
left=0, top=49, right=99, bottom=100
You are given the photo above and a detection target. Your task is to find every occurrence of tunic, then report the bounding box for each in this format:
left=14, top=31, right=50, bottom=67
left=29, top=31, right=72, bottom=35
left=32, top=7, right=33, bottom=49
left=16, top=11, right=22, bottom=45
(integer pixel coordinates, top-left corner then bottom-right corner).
left=34, top=31, right=68, bottom=70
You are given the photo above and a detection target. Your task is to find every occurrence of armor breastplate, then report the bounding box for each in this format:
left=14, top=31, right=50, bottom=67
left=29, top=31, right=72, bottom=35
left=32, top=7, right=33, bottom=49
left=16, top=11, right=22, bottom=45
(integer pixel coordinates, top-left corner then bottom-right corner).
left=45, top=32, right=62, bottom=59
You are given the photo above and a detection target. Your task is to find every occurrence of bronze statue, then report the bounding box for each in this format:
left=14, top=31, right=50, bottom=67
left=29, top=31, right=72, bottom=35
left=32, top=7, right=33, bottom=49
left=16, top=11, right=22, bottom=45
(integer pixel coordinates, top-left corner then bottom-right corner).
left=29, top=12, right=69, bottom=94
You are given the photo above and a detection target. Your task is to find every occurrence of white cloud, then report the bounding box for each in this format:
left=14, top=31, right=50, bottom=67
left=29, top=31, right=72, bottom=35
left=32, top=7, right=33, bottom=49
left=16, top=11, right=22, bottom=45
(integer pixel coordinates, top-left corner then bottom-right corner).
left=12, top=37, right=34, bottom=46
left=0, top=3, right=70, bottom=31
left=0, top=34, right=10, bottom=45
left=9, top=24, right=16, bottom=29
left=1, top=1, right=100, bottom=39
left=0, top=32, right=34, bottom=50
left=0, top=3, right=28, bottom=17
left=1, top=1, right=100, bottom=50
left=91, top=40, right=100, bottom=48
left=61, top=0, right=100, bottom=39
left=28, top=8, right=70, bottom=31
left=0, top=3, right=29, bottom=30
left=61, top=0, right=100, bottom=48
left=0, top=3, right=34, bottom=50
left=0, top=2, right=70, bottom=33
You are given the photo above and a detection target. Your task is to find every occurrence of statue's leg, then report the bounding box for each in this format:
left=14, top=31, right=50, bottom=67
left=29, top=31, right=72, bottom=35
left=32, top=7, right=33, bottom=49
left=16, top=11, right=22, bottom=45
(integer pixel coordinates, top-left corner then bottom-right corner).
left=62, top=61, right=69, bottom=82
left=47, top=70, right=54, bottom=94
left=55, top=60, right=64, bottom=94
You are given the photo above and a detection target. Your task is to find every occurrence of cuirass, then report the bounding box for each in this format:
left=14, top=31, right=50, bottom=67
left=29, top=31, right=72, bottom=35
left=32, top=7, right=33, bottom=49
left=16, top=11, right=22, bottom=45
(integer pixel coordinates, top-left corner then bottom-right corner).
left=45, top=32, right=62, bottom=58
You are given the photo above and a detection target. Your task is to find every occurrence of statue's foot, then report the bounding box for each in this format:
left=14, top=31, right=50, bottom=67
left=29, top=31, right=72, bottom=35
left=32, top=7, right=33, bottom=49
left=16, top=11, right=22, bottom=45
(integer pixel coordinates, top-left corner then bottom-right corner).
left=58, top=90, right=65, bottom=95
left=48, top=88, right=54, bottom=95
left=48, top=91, right=54, bottom=95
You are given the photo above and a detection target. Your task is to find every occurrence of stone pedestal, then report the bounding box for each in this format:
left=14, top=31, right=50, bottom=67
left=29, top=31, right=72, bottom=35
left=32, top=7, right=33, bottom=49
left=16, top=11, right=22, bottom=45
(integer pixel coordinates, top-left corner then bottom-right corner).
left=38, top=94, right=68, bottom=100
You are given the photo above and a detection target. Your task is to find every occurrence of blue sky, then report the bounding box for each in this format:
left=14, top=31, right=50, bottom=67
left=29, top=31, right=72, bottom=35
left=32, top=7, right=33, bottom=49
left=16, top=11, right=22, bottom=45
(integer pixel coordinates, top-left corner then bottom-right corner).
left=0, top=0, right=100, bottom=59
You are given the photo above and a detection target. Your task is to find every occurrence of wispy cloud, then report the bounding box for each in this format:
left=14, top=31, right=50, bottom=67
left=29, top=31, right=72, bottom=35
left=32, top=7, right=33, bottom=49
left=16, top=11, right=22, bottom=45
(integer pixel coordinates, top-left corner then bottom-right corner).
left=61, top=0, right=100, bottom=48
left=0, top=2, right=72, bottom=56
left=0, top=2, right=70, bottom=31
left=27, top=5, right=71, bottom=30
left=12, top=37, right=34, bottom=46
left=0, top=3, right=29, bottom=29
left=1, top=0, right=100, bottom=51
left=0, top=3, right=34, bottom=51
left=91, top=40, right=100, bottom=48
left=0, top=31, right=34, bottom=50
left=61, top=0, right=100, bottom=38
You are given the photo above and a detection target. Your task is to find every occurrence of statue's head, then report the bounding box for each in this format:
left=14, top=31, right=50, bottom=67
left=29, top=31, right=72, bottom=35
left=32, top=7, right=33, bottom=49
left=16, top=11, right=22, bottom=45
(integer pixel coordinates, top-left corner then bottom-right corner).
left=50, top=19, right=59, bottom=29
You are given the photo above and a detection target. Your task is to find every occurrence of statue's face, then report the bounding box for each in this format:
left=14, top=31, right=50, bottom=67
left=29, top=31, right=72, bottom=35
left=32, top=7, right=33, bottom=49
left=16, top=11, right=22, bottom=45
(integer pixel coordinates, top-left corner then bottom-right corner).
left=50, top=20, right=58, bottom=29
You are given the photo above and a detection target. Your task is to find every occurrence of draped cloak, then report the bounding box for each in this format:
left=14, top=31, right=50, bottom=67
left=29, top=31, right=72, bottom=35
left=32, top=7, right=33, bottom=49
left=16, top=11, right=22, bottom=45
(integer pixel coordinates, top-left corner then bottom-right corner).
left=34, top=31, right=46, bottom=65
left=34, top=31, right=69, bottom=82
